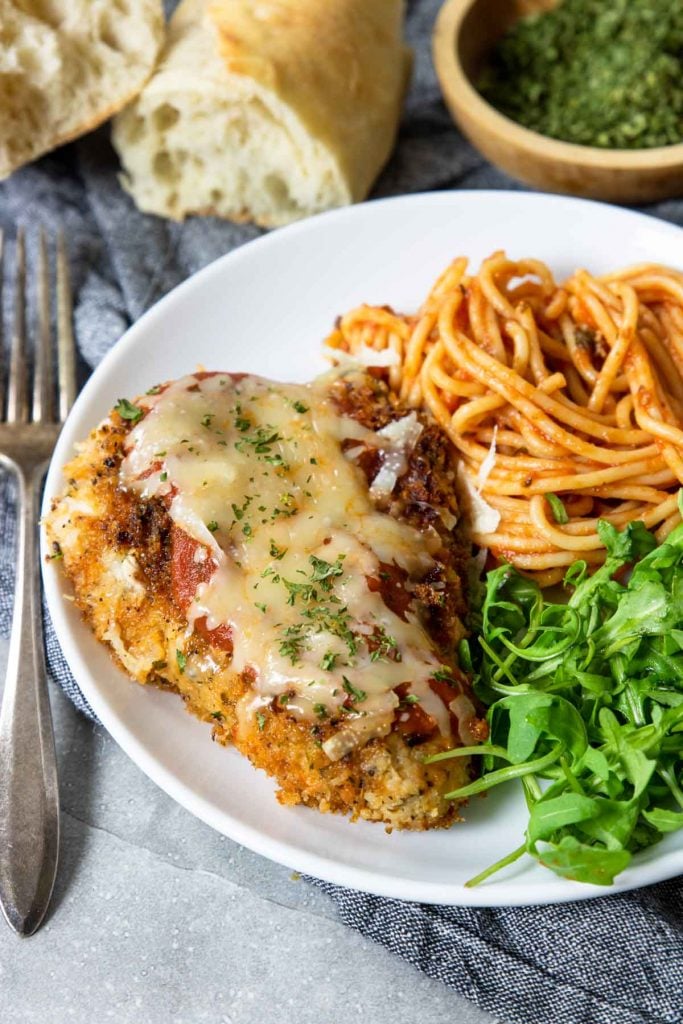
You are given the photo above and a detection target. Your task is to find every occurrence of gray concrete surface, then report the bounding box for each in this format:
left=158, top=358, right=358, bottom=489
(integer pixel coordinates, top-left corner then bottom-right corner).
left=0, top=638, right=497, bottom=1024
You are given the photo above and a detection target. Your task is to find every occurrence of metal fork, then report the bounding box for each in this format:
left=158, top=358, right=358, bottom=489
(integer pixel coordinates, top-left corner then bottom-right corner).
left=0, top=227, right=76, bottom=936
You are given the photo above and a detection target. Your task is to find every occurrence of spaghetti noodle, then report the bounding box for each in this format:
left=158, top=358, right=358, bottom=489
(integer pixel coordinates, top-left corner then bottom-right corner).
left=326, top=253, right=683, bottom=586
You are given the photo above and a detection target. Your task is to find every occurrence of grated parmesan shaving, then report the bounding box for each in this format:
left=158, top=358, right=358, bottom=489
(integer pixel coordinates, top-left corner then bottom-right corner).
left=369, top=414, right=424, bottom=499
left=377, top=411, right=423, bottom=449
left=457, top=464, right=501, bottom=535
left=326, top=344, right=400, bottom=368
left=476, top=425, right=498, bottom=493
left=449, top=694, right=480, bottom=746
left=369, top=456, right=402, bottom=499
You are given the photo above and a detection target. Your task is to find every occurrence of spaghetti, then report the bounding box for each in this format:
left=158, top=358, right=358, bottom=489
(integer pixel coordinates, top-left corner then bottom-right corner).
left=326, top=252, right=683, bottom=586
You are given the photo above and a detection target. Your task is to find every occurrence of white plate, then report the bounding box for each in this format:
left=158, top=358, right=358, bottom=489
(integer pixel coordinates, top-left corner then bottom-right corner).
left=42, top=191, right=683, bottom=905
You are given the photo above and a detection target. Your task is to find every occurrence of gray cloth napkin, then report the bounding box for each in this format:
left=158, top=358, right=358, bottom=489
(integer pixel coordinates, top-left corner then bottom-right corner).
left=1, top=2, right=682, bottom=1021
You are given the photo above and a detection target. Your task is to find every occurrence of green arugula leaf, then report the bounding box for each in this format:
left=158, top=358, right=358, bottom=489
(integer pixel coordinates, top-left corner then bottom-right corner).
left=593, top=580, right=676, bottom=656
left=597, top=518, right=656, bottom=562
left=598, top=709, right=657, bottom=797
left=546, top=493, right=568, bottom=524
left=526, top=700, right=588, bottom=765
left=527, top=793, right=598, bottom=844
left=577, top=745, right=610, bottom=782
left=534, top=836, right=631, bottom=886
left=500, top=697, right=548, bottom=764
left=576, top=798, right=640, bottom=849
left=445, top=507, right=683, bottom=888
left=491, top=694, right=588, bottom=767
left=643, top=807, right=683, bottom=833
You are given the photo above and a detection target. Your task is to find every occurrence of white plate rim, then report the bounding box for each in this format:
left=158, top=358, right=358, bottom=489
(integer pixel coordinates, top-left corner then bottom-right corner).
left=42, top=190, right=683, bottom=905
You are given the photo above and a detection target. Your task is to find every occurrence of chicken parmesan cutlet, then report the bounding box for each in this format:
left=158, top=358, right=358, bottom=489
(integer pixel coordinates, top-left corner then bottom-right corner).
left=46, top=369, right=486, bottom=830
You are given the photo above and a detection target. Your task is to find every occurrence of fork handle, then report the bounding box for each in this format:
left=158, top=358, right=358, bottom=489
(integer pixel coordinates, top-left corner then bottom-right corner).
left=0, top=465, right=59, bottom=935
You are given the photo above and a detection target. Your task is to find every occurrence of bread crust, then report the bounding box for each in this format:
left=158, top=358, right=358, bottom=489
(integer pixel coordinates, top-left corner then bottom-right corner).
left=207, top=0, right=412, bottom=203
left=1, top=78, right=155, bottom=181
left=112, top=0, right=411, bottom=224
left=0, top=0, right=164, bottom=180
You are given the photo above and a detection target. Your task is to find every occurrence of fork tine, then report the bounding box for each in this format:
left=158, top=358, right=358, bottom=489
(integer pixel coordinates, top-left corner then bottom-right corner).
left=7, top=227, right=28, bottom=424
left=32, top=228, right=52, bottom=423
left=0, top=229, right=4, bottom=418
left=56, top=230, right=76, bottom=422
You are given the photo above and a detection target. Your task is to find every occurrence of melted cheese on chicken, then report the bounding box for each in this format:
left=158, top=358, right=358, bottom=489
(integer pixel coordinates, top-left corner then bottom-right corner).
left=120, top=372, right=451, bottom=758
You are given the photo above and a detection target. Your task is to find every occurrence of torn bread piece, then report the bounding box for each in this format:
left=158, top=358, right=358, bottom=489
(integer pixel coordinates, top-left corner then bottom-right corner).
left=112, top=0, right=411, bottom=226
left=0, top=0, right=163, bottom=179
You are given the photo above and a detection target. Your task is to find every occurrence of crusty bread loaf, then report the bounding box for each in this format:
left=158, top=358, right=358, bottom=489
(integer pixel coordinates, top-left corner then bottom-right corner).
left=112, top=0, right=411, bottom=226
left=0, top=0, right=164, bottom=180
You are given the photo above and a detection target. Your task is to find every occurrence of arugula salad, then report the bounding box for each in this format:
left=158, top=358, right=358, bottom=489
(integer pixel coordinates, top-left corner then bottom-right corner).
left=430, top=494, right=683, bottom=887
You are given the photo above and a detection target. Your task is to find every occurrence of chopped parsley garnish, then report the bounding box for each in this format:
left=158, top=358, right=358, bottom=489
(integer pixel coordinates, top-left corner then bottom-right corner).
left=269, top=540, right=287, bottom=560
left=146, top=384, right=162, bottom=395
left=274, top=552, right=358, bottom=664
left=279, top=602, right=357, bottom=665
left=264, top=453, right=289, bottom=469
left=433, top=667, right=455, bottom=683
left=320, top=651, right=337, bottom=672
left=151, top=659, right=167, bottom=670
left=369, top=629, right=398, bottom=662
left=279, top=626, right=307, bottom=664
left=201, top=413, right=214, bottom=427
left=306, top=605, right=358, bottom=658
left=235, top=426, right=282, bottom=455
left=115, top=398, right=144, bottom=423
left=160, top=471, right=168, bottom=483
left=342, top=677, right=367, bottom=704
left=279, top=555, right=346, bottom=607
left=401, top=693, right=420, bottom=705
left=256, top=712, right=266, bottom=731
left=234, top=413, right=251, bottom=432
left=211, top=711, right=224, bottom=721
left=313, top=703, right=328, bottom=718
left=230, top=496, right=252, bottom=525
left=233, top=423, right=290, bottom=471
left=292, top=400, right=309, bottom=414
left=255, top=602, right=267, bottom=614
left=175, top=649, right=187, bottom=673
left=272, top=502, right=297, bottom=518
left=284, top=579, right=317, bottom=605
left=309, top=554, right=345, bottom=590
left=207, top=520, right=219, bottom=532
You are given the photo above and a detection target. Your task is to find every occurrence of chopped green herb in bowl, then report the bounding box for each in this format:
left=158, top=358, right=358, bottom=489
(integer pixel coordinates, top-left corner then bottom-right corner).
left=478, top=0, right=683, bottom=149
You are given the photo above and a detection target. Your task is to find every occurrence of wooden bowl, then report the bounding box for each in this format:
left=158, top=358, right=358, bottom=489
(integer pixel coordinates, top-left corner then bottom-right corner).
left=433, top=0, right=683, bottom=203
